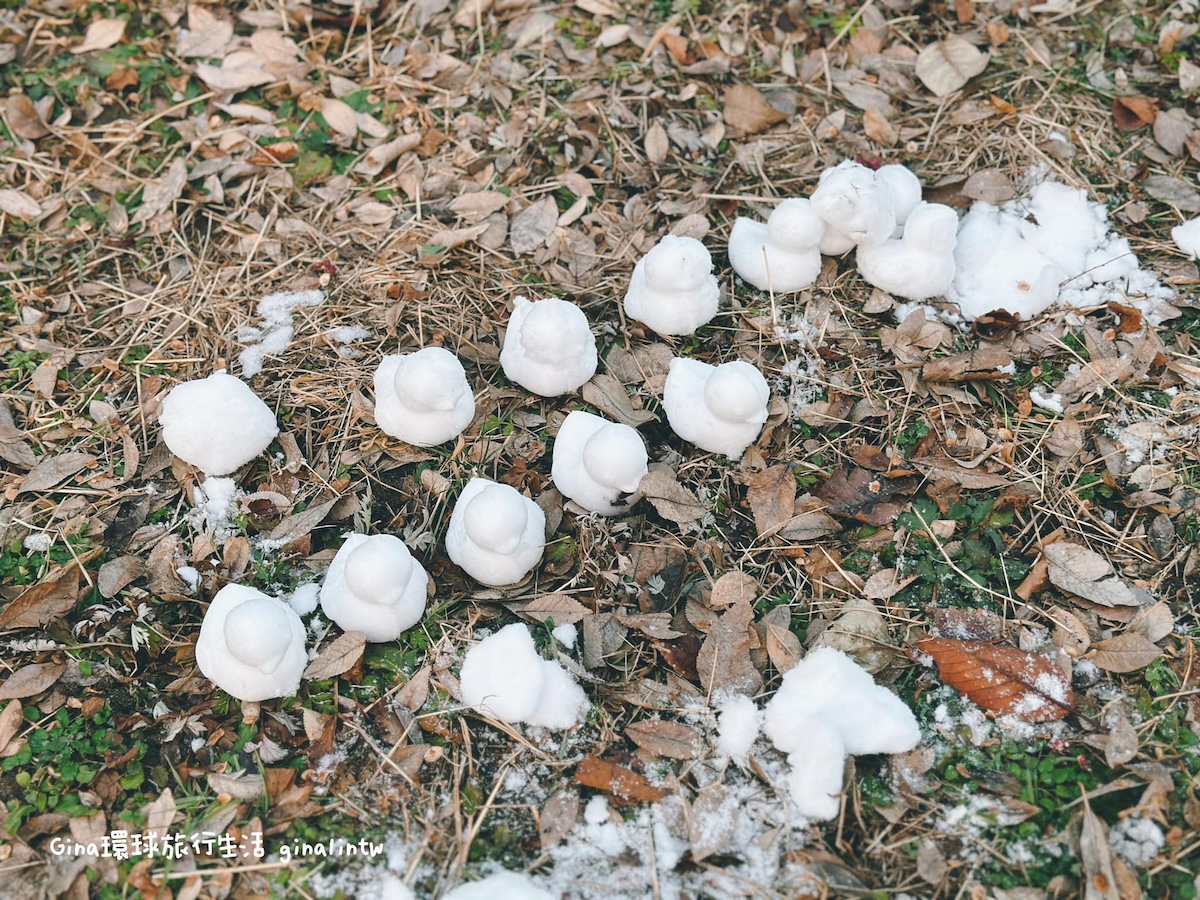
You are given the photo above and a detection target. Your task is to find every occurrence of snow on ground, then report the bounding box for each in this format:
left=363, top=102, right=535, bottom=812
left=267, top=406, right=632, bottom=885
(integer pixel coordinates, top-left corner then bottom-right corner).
left=238, top=288, right=326, bottom=377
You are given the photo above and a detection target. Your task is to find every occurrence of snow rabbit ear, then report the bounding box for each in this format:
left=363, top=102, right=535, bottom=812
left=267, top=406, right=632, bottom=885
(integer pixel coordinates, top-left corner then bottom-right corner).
left=464, top=487, right=528, bottom=554
left=224, top=599, right=294, bottom=673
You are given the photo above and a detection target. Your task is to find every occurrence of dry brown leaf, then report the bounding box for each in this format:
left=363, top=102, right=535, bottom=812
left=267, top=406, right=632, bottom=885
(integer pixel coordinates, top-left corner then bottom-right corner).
left=697, top=574, right=761, bottom=697
left=747, top=465, right=796, bottom=536
left=355, top=132, right=423, bottom=177
left=639, top=467, right=707, bottom=524
left=449, top=191, right=510, bottom=224
left=1128, top=602, right=1174, bottom=643
left=303, top=631, right=366, bottom=680
left=517, top=593, right=589, bottom=625
left=268, top=496, right=339, bottom=545
left=509, top=197, right=559, bottom=254
left=0, top=699, right=23, bottom=755
left=320, top=97, right=358, bottom=139
left=625, top=719, right=702, bottom=759
left=862, top=106, right=897, bottom=145
left=1080, top=795, right=1120, bottom=900
left=0, top=189, right=42, bottom=221
left=18, top=451, right=94, bottom=494
left=863, top=568, right=918, bottom=601
left=915, top=36, right=989, bottom=97
left=72, top=18, right=127, bottom=54
left=1044, top=543, right=1141, bottom=607
left=764, top=608, right=802, bottom=673
left=722, top=84, right=788, bottom=134
left=917, top=837, right=949, bottom=885
left=1103, top=708, right=1139, bottom=767
left=689, top=784, right=738, bottom=862
left=815, top=466, right=914, bottom=526
left=777, top=496, right=839, bottom=540
left=931, top=607, right=1007, bottom=642
left=0, top=565, right=80, bottom=629
left=581, top=374, right=655, bottom=428
left=6, top=95, right=50, bottom=139
left=194, top=54, right=275, bottom=93
left=130, top=158, right=188, bottom=225
left=709, top=571, right=758, bottom=609
left=1112, top=96, right=1158, bottom=132
left=0, top=662, right=66, bottom=700
left=1088, top=633, right=1161, bottom=673
left=0, top=400, right=37, bottom=470
left=912, top=457, right=1011, bottom=490
left=574, top=756, right=664, bottom=803
left=645, top=121, right=669, bottom=165
left=812, top=597, right=893, bottom=673
left=1153, top=107, right=1196, bottom=156
left=1142, top=175, right=1200, bottom=212
left=539, top=791, right=579, bottom=849
left=921, top=346, right=1013, bottom=381
left=918, top=638, right=1074, bottom=722
left=97, top=555, right=147, bottom=599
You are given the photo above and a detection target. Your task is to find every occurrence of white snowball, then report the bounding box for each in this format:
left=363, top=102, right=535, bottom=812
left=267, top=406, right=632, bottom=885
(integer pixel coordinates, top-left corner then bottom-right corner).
left=442, top=871, right=554, bottom=900
left=551, top=411, right=647, bottom=516
left=623, top=235, right=720, bottom=335
left=715, top=693, right=761, bottom=764
left=195, top=584, right=307, bottom=701
left=500, top=297, right=597, bottom=396
left=320, top=533, right=429, bottom=642
left=445, top=479, right=545, bottom=587
left=159, top=372, right=278, bottom=476
left=373, top=346, right=475, bottom=447
left=662, top=358, right=769, bottom=460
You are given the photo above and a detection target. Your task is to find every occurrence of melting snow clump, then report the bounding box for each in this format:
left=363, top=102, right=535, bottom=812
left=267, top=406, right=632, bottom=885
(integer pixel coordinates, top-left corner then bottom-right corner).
left=663, top=358, right=770, bottom=460
left=1172, top=216, right=1200, bottom=258
left=158, top=372, right=278, bottom=476
left=22, top=533, right=51, bottom=553
left=442, top=871, right=554, bottom=900
left=288, top=583, right=321, bottom=616
left=446, top=478, right=545, bottom=586
left=716, top=693, right=761, bottom=764
left=551, top=410, right=648, bottom=516
left=623, top=234, right=720, bottom=336
left=320, top=533, right=430, bottom=641
left=949, top=180, right=1175, bottom=323
left=763, top=647, right=920, bottom=820
left=459, top=623, right=587, bottom=729
left=500, top=296, right=598, bottom=396
left=238, top=289, right=326, bottom=377
left=373, top=346, right=476, bottom=447
left=1109, top=816, right=1165, bottom=868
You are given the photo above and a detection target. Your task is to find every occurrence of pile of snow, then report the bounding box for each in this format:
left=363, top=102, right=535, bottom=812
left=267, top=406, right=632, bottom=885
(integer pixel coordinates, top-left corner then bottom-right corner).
left=499, top=296, right=597, bottom=396
left=623, top=234, right=720, bottom=336
left=238, top=289, right=326, bottom=377
left=459, top=623, right=587, bottom=729
left=445, top=478, right=545, bottom=586
left=1109, top=816, right=1165, bottom=868
left=373, top=346, right=476, bottom=447
left=158, top=371, right=278, bottom=476
left=443, top=871, right=553, bottom=900
left=763, top=648, right=920, bottom=820
left=191, top=476, right=241, bottom=532
left=195, top=584, right=307, bottom=702
left=320, top=533, right=429, bottom=642
left=1174, top=216, right=1200, bottom=258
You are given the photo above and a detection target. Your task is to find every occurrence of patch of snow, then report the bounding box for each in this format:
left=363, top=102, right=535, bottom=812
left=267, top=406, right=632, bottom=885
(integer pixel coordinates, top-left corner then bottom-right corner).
left=192, top=476, right=241, bottom=532
left=716, top=693, right=760, bottom=764
left=289, top=582, right=320, bottom=616
left=1030, top=386, right=1065, bottom=414
left=1109, top=816, right=1164, bottom=868
left=175, top=566, right=200, bottom=591
left=238, top=289, right=326, bottom=378
left=551, top=622, right=577, bottom=648
left=22, top=533, right=51, bottom=553
left=1171, top=216, right=1200, bottom=258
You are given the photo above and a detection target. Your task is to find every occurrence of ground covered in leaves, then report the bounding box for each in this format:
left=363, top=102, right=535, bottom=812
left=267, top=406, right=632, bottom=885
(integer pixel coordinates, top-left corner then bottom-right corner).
left=2, top=0, right=1200, bottom=897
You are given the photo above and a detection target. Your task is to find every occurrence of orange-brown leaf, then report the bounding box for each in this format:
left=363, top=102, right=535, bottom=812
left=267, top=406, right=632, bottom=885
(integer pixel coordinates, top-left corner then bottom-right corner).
left=918, top=638, right=1074, bottom=722
left=1113, top=96, right=1158, bottom=132
left=574, top=756, right=663, bottom=803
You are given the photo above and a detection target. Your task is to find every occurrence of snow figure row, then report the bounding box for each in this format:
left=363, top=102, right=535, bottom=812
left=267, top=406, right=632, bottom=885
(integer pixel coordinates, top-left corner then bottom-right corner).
left=727, top=160, right=958, bottom=301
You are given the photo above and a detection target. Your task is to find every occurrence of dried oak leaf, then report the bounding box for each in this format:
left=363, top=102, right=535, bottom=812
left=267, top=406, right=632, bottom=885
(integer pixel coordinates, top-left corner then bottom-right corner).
left=917, top=638, right=1074, bottom=722
left=915, top=35, right=989, bottom=97
left=722, top=84, right=788, bottom=134
left=639, top=467, right=707, bottom=525
left=625, top=719, right=702, bottom=760
left=574, top=756, right=663, bottom=803
left=302, top=631, right=366, bottom=680
left=1043, top=542, right=1141, bottom=608
left=1112, top=96, right=1158, bottom=132
left=0, top=565, right=81, bottom=629
left=1088, top=633, right=1161, bottom=673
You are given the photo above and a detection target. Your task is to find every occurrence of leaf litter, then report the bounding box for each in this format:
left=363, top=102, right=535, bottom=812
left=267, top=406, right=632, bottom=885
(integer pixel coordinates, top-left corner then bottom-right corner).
left=0, top=0, right=1198, bottom=897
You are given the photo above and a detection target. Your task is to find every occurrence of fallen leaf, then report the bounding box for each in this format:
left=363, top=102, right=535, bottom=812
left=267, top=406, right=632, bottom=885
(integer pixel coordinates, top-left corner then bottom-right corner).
left=0, top=662, right=66, bottom=700
left=207, top=772, right=266, bottom=801
left=815, top=466, right=915, bottom=526
left=915, top=36, right=989, bottom=97
left=1088, top=633, right=1161, bottom=673
left=625, top=719, right=702, bottom=759
left=777, top=496, right=840, bottom=540
left=0, top=699, right=23, bottom=755
left=862, top=106, right=897, bottom=145
left=97, top=555, right=147, bottom=599
left=0, top=565, right=80, bottom=629
left=268, top=496, right=340, bottom=545
left=509, top=197, right=559, bottom=254
left=303, top=631, right=367, bottom=680
left=319, top=97, right=358, bottom=139
left=917, top=837, right=948, bottom=885
left=1153, top=107, right=1195, bottom=156
left=1112, top=96, right=1158, bottom=132
left=1128, top=602, right=1174, bottom=643
left=639, top=467, right=707, bottom=525
left=811, top=597, right=894, bottom=673
left=581, top=374, right=656, bottom=428
left=5, top=95, right=50, bottom=139
left=1142, top=175, right=1200, bottom=212
left=72, top=18, right=127, bottom=54
left=448, top=191, right=510, bottom=224
left=747, top=465, right=796, bottom=536
left=931, top=607, right=1007, bottom=642
left=1044, top=543, right=1141, bottom=607
left=354, top=132, right=423, bottom=177
left=516, top=593, right=590, bottom=625
left=0, top=400, right=37, bottom=469
left=722, top=84, right=788, bottom=134
left=1103, top=708, right=1139, bottom=767
left=130, top=158, right=188, bottom=225
left=918, top=638, right=1074, bottom=722
left=863, top=569, right=918, bottom=601
left=763, top=607, right=802, bottom=673
left=921, top=346, right=1014, bottom=381
left=18, top=451, right=94, bottom=494
left=709, top=571, right=758, bottom=609
left=689, top=783, right=738, bottom=862
left=697, top=573, right=762, bottom=697
left=574, top=755, right=663, bottom=803
left=539, top=791, right=579, bottom=849
left=912, top=457, right=1011, bottom=490
left=195, top=54, right=275, bottom=93
left=645, top=121, right=669, bottom=164
left=0, top=189, right=41, bottom=221
left=1080, top=795, right=1120, bottom=900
